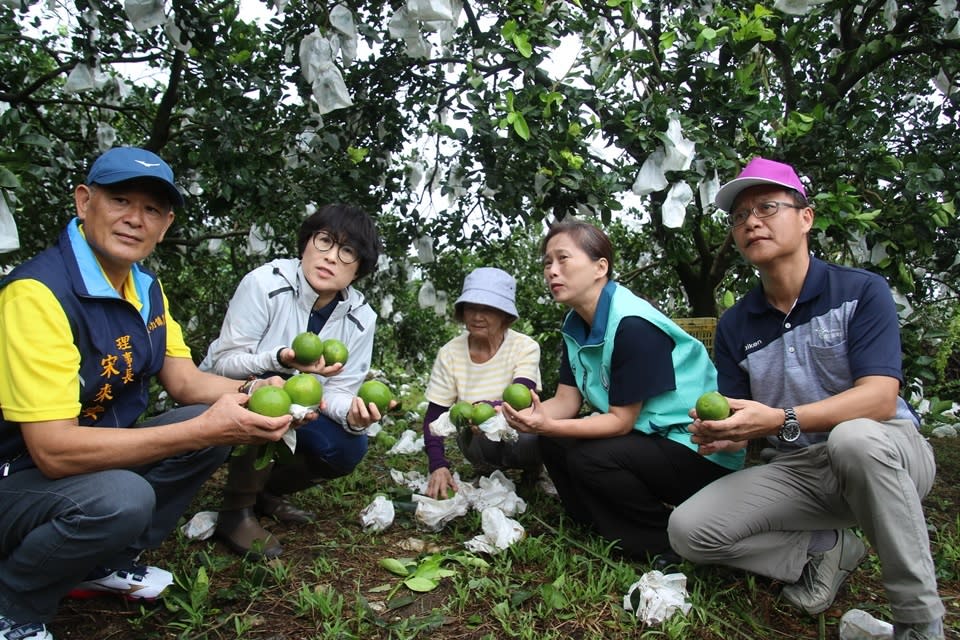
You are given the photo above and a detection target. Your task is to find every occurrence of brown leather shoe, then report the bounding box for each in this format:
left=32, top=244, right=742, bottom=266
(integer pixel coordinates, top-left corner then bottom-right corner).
left=255, top=491, right=316, bottom=524
left=215, top=508, right=282, bottom=559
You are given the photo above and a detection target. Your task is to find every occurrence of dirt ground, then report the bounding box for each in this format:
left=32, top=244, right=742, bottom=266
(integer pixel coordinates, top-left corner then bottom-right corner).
left=51, top=434, right=960, bottom=639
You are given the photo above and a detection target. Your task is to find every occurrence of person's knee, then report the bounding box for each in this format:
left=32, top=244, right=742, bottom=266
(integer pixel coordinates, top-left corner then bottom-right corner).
left=667, top=502, right=729, bottom=562
left=667, top=505, right=697, bottom=558
left=304, top=438, right=368, bottom=478
left=86, top=471, right=156, bottom=542
left=827, top=419, right=886, bottom=469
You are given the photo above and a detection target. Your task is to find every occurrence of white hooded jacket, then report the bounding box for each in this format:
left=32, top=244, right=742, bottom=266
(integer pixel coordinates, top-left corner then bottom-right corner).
left=199, top=257, right=377, bottom=431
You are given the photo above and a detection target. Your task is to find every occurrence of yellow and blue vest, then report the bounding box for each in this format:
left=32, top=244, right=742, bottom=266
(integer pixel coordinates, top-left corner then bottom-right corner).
left=0, top=220, right=168, bottom=473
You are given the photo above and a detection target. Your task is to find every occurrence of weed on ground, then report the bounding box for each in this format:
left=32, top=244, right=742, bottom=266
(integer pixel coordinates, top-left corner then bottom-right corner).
left=52, top=423, right=960, bottom=639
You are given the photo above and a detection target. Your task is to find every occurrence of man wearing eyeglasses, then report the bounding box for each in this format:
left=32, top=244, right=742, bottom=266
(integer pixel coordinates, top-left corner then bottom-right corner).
left=200, top=204, right=386, bottom=558
left=668, top=158, right=943, bottom=639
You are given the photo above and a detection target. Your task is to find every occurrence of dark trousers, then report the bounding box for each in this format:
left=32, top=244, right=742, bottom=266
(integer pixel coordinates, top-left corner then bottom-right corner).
left=0, top=405, right=229, bottom=623
left=540, top=431, right=732, bottom=559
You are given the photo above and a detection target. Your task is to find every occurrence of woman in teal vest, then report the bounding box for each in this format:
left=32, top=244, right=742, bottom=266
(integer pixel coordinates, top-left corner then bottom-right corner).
left=502, top=220, right=745, bottom=564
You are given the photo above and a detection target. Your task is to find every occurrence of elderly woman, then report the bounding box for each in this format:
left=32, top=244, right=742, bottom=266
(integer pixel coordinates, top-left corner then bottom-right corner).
left=422, top=267, right=542, bottom=499
left=502, top=220, right=745, bottom=564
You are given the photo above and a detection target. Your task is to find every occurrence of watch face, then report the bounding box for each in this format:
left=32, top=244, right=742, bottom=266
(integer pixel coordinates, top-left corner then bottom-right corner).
left=779, top=420, right=801, bottom=442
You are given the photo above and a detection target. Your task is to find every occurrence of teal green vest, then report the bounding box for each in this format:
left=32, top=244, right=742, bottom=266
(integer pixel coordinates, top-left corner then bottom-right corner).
left=561, top=282, right=744, bottom=471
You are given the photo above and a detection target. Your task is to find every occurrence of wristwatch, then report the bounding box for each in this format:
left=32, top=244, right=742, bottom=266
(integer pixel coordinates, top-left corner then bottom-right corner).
left=778, top=408, right=801, bottom=442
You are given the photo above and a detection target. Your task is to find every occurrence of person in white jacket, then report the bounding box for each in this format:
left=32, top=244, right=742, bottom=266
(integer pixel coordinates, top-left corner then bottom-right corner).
left=200, top=203, right=384, bottom=557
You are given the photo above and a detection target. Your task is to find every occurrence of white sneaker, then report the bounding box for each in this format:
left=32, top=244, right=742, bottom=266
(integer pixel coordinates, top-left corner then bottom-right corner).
left=0, top=615, right=53, bottom=640
left=67, top=563, right=173, bottom=601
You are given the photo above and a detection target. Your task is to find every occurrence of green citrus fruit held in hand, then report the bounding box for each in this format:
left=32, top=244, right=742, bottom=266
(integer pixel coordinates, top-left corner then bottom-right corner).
left=695, top=391, right=730, bottom=421
left=322, top=338, right=349, bottom=366
left=358, top=379, right=393, bottom=413
left=502, top=383, right=533, bottom=411
left=291, top=332, right=324, bottom=364
left=248, top=386, right=292, bottom=417
left=471, top=402, right=496, bottom=425
left=283, top=373, right=323, bottom=407
left=449, top=401, right=474, bottom=427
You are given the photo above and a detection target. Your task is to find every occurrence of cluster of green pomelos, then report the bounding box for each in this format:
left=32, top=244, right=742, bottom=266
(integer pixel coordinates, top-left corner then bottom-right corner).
left=248, top=334, right=731, bottom=428
left=246, top=332, right=395, bottom=418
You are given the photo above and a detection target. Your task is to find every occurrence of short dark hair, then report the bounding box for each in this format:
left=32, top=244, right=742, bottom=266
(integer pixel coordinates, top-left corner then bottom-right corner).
left=540, top=219, right=614, bottom=279
left=297, top=204, right=382, bottom=279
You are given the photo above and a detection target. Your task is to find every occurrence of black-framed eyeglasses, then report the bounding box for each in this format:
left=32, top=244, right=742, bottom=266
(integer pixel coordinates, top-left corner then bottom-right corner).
left=727, top=200, right=802, bottom=227
left=312, top=231, right=359, bottom=264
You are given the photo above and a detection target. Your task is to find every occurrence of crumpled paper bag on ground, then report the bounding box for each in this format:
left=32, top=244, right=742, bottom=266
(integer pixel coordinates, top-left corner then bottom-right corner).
left=389, top=468, right=429, bottom=494
left=387, top=429, right=423, bottom=454
left=412, top=492, right=469, bottom=531
left=463, top=507, right=524, bottom=554
left=623, top=570, right=692, bottom=624
left=359, top=495, right=395, bottom=532
left=459, top=469, right=526, bottom=517
left=181, top=511, right=218, bottom=540
left=839, top=609, right=894, bottom=640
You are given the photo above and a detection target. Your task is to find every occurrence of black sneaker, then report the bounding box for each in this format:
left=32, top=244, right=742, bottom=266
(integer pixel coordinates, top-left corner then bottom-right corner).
left=0, top=615, right=53, bottom=640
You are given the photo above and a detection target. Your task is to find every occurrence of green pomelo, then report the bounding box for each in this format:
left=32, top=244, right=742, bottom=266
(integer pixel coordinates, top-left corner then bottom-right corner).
left=358, top=379, right=393, bottom=413
left=502, top=383, right=533, bottom=411
left=695, top=391, right=730, bottom=421
left=248, top=386, right=292, bottom=417
left=471, top=402, right=496, bottom=425
left=283, top=373, right=323, bottom=406
left=322, top=338, right=349, bottom=366
left=291, top=332, right=324, bottom=364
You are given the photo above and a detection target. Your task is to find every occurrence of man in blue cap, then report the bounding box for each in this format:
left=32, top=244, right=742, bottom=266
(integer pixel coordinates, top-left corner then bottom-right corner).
left=668, top=158, right=944, bottom=639
left=0, top=147, right=296, bottom=640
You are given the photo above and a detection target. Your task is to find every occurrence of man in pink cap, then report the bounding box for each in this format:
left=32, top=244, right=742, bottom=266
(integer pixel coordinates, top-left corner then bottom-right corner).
left=668, top=158, right=944, bottom=639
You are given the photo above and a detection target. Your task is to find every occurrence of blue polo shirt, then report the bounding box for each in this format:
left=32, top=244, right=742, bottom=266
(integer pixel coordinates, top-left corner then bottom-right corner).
left=715, top=256, right=918, bottom=450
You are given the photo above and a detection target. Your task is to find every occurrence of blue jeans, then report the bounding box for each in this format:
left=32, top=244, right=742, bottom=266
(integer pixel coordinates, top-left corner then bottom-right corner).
left=0, top=405, right=229, bottom=623
left=262, top=415, right=368, bottom=496
left=293, top=414, right=368, bottom=476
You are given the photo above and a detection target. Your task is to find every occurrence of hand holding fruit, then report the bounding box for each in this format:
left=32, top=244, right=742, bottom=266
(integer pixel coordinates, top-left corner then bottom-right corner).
left=246, top=374, right=322, bottom=425
left=280, top=332, right=349, bottom=376
left=688, top=395, right=778, bottom=445
left=500, top=388, right=546, bottom=435
left=206, top=393, right=293, bottom=445
left=346, top=380, right=397, bottom=431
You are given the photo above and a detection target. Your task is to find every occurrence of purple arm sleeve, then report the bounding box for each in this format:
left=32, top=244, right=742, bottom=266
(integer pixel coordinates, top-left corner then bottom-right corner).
left=513, top=376, right=537, bottom=390
left=423, top=401, right=451, bottom=472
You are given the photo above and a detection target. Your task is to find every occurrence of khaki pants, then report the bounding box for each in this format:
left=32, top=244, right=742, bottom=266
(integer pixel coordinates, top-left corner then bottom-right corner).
left=668, top=418, right=943, bottom=624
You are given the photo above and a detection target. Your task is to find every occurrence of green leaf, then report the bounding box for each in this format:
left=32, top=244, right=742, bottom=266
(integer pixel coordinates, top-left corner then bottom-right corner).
left=513, top=33, right=533, bottom=58
left=0, top=167, right=21, bottom=189
left=379, top=558, right=413, bottom=576
left=347, top=146, right=368, bottom=164
left=404, top=576, right=438, bottom=592
left=253, top=443, right=275, bottom=470
left=512, top=114, right=530, bottom=140
left=722, top=290, right=736, bottom=309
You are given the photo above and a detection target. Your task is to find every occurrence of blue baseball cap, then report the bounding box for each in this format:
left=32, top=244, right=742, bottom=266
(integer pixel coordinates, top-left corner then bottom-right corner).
left=86, top=147, right=185, bottom=208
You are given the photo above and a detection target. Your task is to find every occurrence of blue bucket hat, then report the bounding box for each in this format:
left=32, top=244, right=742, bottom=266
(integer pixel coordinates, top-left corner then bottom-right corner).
left=455, top=267, right=518, bottom=319
left=86, top=147, right=185, bottom=208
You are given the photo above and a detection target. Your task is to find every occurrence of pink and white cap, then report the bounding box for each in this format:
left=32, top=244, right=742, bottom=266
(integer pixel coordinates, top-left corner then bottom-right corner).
left=714, top=158, right=806, bottom=213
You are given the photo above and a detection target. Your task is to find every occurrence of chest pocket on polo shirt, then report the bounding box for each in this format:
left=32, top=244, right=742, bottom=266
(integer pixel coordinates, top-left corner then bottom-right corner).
left=808, top=341, right=851, bottom=395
